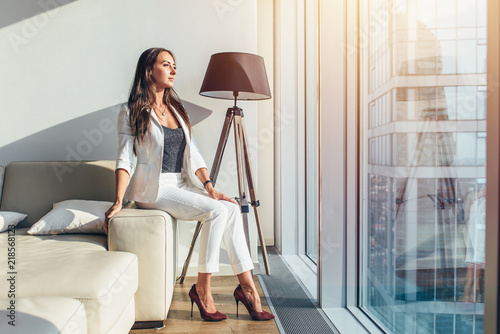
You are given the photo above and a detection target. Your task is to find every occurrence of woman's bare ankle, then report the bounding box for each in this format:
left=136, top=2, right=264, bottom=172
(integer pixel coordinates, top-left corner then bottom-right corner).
left=195, top=284, right=216, bottom=312
left=241, top=285, right=263, bottom=312
left=195, top=284, right=210, bottom=294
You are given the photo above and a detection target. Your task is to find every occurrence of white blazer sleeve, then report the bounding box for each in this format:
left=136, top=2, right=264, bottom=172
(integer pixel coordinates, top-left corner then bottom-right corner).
left=190, top=132, right=208, bottom=173
left=115, top=104, right=135, bottom=176
left=185, top=112, right=208, bottom=172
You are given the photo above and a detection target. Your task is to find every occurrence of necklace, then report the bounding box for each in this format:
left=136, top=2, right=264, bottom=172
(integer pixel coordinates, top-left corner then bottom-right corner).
left=154, top=104, right=168, bottom=116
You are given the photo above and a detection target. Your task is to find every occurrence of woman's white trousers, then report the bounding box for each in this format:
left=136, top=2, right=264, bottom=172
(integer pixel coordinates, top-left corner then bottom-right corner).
left=135, top=172, right=254, bottom=275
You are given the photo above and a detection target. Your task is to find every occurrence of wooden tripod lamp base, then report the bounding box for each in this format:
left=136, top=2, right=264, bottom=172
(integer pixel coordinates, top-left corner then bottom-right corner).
left=177, top=52, right=272, bottom=283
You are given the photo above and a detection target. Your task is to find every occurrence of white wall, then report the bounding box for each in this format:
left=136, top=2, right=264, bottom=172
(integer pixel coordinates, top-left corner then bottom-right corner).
left=0, top=0, right=273, bottom=276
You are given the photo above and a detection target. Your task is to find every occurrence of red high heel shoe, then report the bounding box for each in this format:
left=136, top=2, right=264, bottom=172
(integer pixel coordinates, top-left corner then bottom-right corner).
left=189, top=284, right=227, bottom=321
left=234, top=284, right=275, bottom=321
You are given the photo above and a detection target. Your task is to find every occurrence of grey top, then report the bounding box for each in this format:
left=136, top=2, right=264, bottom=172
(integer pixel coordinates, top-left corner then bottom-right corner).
left=161, top=125, right=186, bottom=173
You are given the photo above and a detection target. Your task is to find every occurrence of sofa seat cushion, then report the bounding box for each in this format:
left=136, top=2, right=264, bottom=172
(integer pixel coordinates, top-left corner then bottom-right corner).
left=0, top=228, right=139, bottom=334
left=14, top=226, right=108, bottom=248
left=0, top=296, right=87, bottom=334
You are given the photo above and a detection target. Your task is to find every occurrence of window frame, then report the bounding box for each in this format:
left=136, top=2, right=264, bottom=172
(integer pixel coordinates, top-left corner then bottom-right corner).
left=317, top=0, right=384, bottom=332
left=484, top=0, right=500, bottom=333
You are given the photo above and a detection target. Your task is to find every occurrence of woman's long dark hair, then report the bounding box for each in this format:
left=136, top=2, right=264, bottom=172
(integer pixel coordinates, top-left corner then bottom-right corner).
left=128, top=47, right=191, bottom=155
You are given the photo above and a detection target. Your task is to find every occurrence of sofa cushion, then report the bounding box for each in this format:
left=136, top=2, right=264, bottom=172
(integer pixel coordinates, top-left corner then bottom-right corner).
left=0, top=161, right=116, bottom=228
left=0, top=296, right=87, bottom=334
left=13, top=226, right=109, bottom=248
left=107, top=296, right=136, bottom=334
left=0, top=229, right=138, bottom=334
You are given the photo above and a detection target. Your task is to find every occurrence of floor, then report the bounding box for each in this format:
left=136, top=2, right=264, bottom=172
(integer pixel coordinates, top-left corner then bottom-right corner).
left=130, top=275, right=279, bottom=334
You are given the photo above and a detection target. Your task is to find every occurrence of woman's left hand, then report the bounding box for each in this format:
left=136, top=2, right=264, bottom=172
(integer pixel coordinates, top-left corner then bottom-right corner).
left=207, top=187, right=238, bottom=205
left=196, top=169, right=238, bottom=205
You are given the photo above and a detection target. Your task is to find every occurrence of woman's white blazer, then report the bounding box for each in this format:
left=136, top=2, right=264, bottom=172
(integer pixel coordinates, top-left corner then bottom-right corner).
left=115, top=103, right=208, bottom=203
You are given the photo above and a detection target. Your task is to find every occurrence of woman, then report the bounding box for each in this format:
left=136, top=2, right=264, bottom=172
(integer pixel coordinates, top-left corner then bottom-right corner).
left=104, top=47, right=274, bottom=322
left=463, top=187, right=486, bottom=303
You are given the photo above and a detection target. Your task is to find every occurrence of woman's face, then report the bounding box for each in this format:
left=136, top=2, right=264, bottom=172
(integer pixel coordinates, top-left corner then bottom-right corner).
left=151, top=51, right=177, bottom=90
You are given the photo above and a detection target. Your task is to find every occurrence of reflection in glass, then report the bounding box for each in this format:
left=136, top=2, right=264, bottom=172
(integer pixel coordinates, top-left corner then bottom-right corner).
left=360, top=0, right=487, bottom=333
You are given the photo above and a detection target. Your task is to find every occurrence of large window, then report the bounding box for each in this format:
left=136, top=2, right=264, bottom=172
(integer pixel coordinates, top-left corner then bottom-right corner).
left=305, top=0, right=319, bottom=264
left=359, top=0, right=488, bottom=333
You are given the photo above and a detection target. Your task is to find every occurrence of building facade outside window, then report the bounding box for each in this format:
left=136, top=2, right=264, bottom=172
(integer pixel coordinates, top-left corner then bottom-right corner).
left=359, top=0, right=487, bottom=332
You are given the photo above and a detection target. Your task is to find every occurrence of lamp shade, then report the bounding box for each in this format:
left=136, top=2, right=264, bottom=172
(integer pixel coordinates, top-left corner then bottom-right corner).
left=199, top=52, right=271, bottom=101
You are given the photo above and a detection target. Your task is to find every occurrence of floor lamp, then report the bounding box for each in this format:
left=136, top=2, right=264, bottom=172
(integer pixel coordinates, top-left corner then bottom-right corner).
left=178, top=52, right=272, bottom=283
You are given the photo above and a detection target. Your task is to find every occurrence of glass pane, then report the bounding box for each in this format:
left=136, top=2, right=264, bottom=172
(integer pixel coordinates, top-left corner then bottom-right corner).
left=359, top=0, right=487, bottom=333
left=305, top=0, right=319, bottom=264
left=457, top=40, right=477, bottom=74
left=457, top=86, right=477, bottom=119
left=440, top=40, right=457, bottom=74
left=457, top=0, right=477, bottom=28
left=437, top=0, right=456, bottom=28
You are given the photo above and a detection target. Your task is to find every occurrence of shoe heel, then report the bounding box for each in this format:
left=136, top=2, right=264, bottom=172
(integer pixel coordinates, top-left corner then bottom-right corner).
left=191, top=299, right=194, bottom=317
left=235, top=298, right=239, bottom=317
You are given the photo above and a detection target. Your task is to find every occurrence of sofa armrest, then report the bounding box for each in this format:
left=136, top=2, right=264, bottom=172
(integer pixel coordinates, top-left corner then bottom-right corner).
left=107, top=208, right=176, bottom=321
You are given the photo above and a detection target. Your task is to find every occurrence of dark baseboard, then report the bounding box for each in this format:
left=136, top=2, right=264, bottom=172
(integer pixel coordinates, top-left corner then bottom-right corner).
left=132, top=320, right=165, bottom=329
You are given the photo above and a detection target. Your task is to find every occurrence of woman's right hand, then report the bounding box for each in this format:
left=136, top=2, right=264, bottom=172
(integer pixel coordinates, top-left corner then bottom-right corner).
left=104, top=202, right=123, bottom=235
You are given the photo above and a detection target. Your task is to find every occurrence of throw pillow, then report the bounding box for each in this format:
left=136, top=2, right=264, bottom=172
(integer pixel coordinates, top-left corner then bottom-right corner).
left=27, top=199, right=113, bottom=235
left=0, top=211, right=27, bottom=233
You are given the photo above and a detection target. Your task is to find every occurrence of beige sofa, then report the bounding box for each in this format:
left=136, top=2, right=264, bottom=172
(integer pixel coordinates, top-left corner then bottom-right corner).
left=0, top=160, right=177, bottom=334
